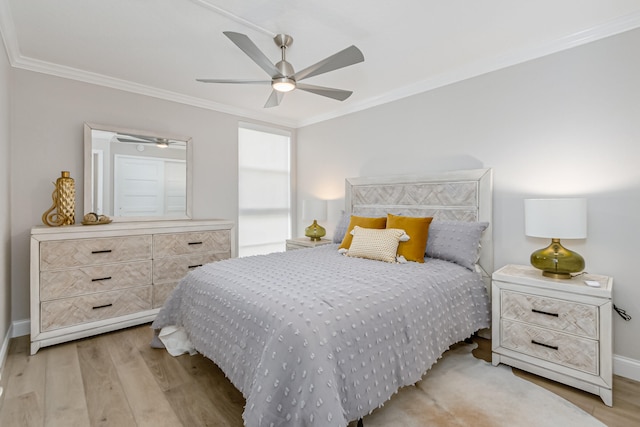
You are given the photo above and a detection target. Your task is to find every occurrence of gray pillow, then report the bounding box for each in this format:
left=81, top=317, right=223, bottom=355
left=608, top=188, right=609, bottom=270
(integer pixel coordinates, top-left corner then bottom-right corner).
left=425, top=221, right=489, bottom=270
left=332, top=210, right=350, bottom=243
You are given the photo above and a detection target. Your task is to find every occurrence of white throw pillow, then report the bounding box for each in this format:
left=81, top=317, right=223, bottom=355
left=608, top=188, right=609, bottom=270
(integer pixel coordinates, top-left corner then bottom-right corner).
left=346, top=226, right=407, bottom=263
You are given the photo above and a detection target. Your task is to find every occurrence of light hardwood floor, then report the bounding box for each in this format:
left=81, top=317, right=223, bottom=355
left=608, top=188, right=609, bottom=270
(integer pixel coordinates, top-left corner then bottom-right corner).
left=1, top=325, right=638, bottom=426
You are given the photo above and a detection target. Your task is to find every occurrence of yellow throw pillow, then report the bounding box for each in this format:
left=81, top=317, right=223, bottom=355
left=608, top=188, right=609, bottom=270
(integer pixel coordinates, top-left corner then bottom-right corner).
left=338, top=215, right=387, bottom=249
left=347, top=226, right=406, bottom=263
left=387, top=213, right=433, bottom=263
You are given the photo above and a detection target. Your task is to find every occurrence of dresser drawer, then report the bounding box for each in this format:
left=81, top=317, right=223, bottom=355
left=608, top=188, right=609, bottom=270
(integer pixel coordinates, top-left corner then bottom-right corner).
left=501, top=319, right=598, bottom=375
left=501, top=290, right=598, bottom=339
left=41, top=286, right=152, bottom=331
left=40, top=236, right=152, bottom=270
left=153, top=253, right=229, bottom=284
left=153, top=230, right=230, bottom=258
left=40, top=260, right=152, bottom=301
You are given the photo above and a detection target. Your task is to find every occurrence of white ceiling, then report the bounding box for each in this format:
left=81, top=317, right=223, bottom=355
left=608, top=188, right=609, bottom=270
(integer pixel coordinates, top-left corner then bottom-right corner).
left=2, top=0, right=640, bottom=128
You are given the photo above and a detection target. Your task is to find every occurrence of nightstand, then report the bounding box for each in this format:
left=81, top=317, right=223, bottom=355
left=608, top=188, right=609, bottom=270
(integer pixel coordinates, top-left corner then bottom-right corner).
left=491, top=264, right=613, bottom=406
left=285, top=237, right=333, bottom=251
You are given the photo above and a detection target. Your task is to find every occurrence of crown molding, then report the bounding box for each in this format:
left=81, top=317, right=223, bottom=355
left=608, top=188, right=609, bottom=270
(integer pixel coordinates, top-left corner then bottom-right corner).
left=298, top=11, right=640, bottom=128
left=10, top=55, right=298, bottom=128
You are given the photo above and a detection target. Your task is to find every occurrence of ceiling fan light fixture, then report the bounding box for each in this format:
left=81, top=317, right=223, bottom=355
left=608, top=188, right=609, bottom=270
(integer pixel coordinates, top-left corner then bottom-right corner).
left=272, top=77, right=296, bottom=93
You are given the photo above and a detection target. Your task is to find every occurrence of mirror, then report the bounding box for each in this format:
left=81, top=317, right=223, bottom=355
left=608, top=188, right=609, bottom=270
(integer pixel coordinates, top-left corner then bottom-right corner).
left=84, top=123, right=192, bottom=221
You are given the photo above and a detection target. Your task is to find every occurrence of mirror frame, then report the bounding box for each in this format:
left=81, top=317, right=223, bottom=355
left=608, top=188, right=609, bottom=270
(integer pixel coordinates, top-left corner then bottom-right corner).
left=83, top=122, right=193, bottom=222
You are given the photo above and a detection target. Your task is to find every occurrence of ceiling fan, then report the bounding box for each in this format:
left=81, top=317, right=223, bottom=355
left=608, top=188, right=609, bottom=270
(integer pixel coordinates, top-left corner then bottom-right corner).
left=116, top=134, right=176, bottom=148
left=197, top=31, right=364, bottom=108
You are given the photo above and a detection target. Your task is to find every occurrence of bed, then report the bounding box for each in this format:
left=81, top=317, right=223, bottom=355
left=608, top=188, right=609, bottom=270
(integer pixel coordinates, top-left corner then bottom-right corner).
left=152, top=168, right=493, bottom=427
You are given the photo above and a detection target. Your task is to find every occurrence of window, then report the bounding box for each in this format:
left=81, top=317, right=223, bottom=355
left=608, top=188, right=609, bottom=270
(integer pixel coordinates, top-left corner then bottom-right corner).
left=238, top=124, right=291, bottom=257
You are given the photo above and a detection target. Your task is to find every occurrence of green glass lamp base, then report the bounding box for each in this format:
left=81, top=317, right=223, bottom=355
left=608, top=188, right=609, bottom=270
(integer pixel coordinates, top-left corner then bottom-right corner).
left=305, top=220, right=326, bottom=241
left=530, top=238, right=585, bottom=279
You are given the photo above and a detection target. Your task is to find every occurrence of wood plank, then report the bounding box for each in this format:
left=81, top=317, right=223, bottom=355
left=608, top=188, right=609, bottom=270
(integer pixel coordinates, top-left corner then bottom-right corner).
left=4, top=336, right=45, bottom=398
left=130, top=326, right=240, bottom=425
left=173, top=353, right=245, bottom=425
left=76, top=335, right=137, bottom=427
left=105, top=330, right=183, bottom=427
left=164, top=381, right=235, bottom=427
left=0, top=392, right=44, bottom=427
left=44, top=342, right=91, bottom=426
left=129, top=325, right=193, bottom=392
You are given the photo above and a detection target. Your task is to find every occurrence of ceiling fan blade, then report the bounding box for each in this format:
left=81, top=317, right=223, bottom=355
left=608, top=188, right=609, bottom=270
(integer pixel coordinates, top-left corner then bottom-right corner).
left=293, top=45, right=364, bottom=82
left=196, top=79, right=271, bottom=84
left=296, top=83, right=353, bottom=101
left=117, top=137, right=148, bottom=143
left=223, top=31, right=283, bottom=78
left=264, top=90, right=284, bottom=108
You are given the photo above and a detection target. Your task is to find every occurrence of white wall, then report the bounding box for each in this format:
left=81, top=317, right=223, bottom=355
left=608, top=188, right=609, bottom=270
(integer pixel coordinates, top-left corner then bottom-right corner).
left=297, top=29, right=640, bottom=361
left=9, top=69, right=292, bottom=322
left=0, top=36, right=9, bottom=367
left=0, top=31, right=11, bottom=364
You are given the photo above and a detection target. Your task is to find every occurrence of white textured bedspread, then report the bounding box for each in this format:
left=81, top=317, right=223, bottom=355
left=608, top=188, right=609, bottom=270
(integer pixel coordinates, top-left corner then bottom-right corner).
left=152, top=244, right=490, bottom=427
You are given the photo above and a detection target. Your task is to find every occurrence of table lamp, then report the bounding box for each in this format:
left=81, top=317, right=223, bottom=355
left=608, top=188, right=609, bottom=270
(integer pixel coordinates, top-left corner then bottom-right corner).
left=524, top=198, right=587, bottom=279
left=302, top=199, right=327, bottom=241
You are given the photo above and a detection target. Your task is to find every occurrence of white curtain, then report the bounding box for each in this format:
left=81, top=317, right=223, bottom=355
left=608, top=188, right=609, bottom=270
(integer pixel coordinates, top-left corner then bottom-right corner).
left=238, top=126, right=291, bottom=257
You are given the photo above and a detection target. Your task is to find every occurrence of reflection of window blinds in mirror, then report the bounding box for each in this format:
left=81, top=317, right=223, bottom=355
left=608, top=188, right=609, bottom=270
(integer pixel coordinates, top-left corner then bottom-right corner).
left=91, top=149, right=103, bottom=214
left=113, top=155, right=186, bottom=217
left=238, top=124, right=291, bottom=257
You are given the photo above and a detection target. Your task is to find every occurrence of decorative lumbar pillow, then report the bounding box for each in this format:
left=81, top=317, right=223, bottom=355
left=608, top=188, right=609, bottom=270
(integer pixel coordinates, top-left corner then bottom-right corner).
left=346, top=226, right=407, bottom=263
left=386, top=213, right=433, bottom=263
left=332, top=210, right=351, bottom=243
left=425, top=221, right=489, bottom=270
left=338, top=215, right=387, bottom=250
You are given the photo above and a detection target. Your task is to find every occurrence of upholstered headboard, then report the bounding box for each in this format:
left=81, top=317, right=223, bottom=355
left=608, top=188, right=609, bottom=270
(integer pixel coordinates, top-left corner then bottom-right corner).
left=345, top=168, right=493, bottom=281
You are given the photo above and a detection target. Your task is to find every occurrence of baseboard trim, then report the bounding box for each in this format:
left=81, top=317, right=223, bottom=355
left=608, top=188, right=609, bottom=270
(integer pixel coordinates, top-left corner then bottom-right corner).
left=614, top=354, right=640, bottom=382
left=11, top=319, right=30, bottom=338
left=5, top=318, right=640, bottom=382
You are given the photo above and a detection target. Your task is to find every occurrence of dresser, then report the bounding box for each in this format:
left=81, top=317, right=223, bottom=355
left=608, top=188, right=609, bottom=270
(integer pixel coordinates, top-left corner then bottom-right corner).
left=491, top=264, right=613, bottom=406
left=30, top=219, right=234, bottom=355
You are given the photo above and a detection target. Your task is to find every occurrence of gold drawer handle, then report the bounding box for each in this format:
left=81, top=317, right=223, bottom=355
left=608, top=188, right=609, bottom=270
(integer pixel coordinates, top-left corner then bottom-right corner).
left=531, top=340, right=558, bottom=351
left=188, top=264, right=203, bottom=269
left=91, top=276, right=112, bottom=282
left=188, top=242, right=203, bottom=246
left=92, top=303, right=113, bottom=310
left=91, top=249, right=112, bottom=254
left=531, top=309, right=558, bottom=317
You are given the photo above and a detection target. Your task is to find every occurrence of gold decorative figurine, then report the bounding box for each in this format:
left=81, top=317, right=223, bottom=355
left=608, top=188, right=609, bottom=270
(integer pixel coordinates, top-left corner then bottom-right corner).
left=42, top=171, right=76, bottom=226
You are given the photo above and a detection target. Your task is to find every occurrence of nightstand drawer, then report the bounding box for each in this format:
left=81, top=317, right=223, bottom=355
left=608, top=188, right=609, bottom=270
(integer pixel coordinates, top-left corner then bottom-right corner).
left=41, top=286, right=152, bottom=331
left=501, top=290, right=597, bottom=339
left=153, top=231, right=230, bottom=258
left=40, top=260, right=152, bottom=300
left=501, top=319, right=598, bottom=375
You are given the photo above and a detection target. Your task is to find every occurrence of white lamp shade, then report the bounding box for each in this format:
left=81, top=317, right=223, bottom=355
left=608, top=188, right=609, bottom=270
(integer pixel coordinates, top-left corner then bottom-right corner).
left=524, top=198, right=587, bottom=239
left=302, top=199, right=327, bottom=221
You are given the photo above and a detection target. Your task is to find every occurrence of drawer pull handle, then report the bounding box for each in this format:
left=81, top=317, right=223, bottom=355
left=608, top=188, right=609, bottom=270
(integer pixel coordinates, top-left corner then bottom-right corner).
left=188, top=241, right=203, bottom=246
left=531, top=309, right=559, bottom=317
left=91, top=249, right=112, bottom=254
left=91, top=276, right=112, bottom=282
left=92, top=303, right=113, bottom=310
left=531, top=340, right=558, bottom=351
left=188, top=264, right=203, bottom=269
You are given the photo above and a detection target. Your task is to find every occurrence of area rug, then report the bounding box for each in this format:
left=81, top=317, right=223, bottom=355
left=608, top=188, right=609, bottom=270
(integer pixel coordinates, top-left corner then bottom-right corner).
left=356, top=343, right=606, bottom=427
